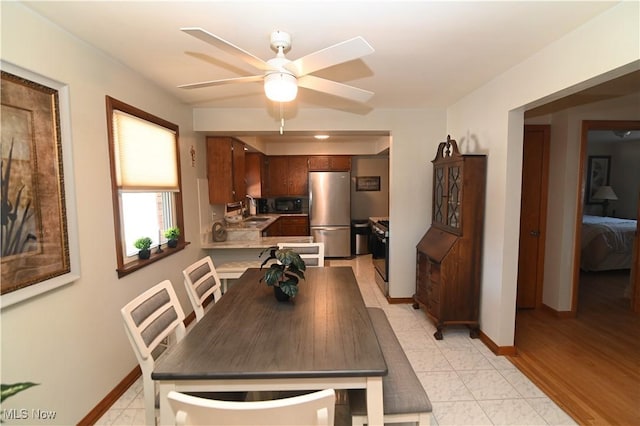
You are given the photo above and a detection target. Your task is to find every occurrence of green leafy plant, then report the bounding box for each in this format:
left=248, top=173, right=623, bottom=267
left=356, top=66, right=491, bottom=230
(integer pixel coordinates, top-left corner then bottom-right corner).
left=1, top=138, right=37, bottom=256
left=164, top=226, right=180, bottom=240
left=133, top=237, right=152, bottom=250
left=259, top=247, right=306, bottom=298
left=1, top=382, right=39, bottom=403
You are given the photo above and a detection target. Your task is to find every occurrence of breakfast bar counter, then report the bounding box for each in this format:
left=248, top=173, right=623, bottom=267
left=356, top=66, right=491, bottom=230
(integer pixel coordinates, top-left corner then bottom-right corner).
left=201, top=235, right=313, bottom=249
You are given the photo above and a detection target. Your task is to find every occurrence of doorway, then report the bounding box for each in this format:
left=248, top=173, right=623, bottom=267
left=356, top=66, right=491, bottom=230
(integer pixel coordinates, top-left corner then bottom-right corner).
left=572, top=120, right=640, bottom=314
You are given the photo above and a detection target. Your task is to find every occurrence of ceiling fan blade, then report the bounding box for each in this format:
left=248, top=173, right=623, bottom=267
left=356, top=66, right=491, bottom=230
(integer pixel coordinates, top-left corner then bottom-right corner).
left=181, top=27, right=273, bottom=72
left=178, top=75, right=264, bottom=90
left=284, top=36, right=374, bottom=77
left=297, top=75, right=373, bottom=103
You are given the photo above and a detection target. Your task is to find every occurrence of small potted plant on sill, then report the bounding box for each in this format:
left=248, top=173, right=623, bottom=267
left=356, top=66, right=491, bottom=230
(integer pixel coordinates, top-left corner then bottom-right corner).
left=259, top=246, right=306, bottom=302
left=134, top=237, right=153, bottom=259
left=164, top=227, right=180, bottom=248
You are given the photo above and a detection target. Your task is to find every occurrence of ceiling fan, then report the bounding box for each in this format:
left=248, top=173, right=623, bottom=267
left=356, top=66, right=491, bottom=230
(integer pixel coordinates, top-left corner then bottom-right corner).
left=179, top=28, right=375, bottom=103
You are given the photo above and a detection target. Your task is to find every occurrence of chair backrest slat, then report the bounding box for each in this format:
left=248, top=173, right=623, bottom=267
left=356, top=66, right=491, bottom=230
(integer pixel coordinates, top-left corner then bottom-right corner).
left=183, top=256, right=223, bottom=322
left=277, top=242, right=325, bottom=267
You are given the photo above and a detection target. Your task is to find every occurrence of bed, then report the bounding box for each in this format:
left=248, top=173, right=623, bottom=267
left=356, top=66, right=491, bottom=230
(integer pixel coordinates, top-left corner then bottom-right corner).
left=581, top=215, right=637, bottom=272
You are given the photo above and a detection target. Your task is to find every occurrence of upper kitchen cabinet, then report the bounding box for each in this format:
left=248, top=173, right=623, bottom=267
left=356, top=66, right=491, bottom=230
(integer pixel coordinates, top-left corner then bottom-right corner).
left=266, top=156, right=308, bottom=196
left=245, top=152, right=266, bottom=198
left=308, top=155, right=352, bottom=171
left=206, top=137, right=246, bottom=204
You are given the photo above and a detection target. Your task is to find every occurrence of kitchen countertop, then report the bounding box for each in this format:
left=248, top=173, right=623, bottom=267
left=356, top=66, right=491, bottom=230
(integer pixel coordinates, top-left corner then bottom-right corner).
left=203, top=214, right=311, bottom=249
left=369, top=216, right=389, bottom=224
left=202, top=236, right=314, bottom=249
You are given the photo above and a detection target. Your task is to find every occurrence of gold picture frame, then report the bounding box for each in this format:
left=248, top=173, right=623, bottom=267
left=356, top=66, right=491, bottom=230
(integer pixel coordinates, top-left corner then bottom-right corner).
left=1, top=63, right=79, bottom=306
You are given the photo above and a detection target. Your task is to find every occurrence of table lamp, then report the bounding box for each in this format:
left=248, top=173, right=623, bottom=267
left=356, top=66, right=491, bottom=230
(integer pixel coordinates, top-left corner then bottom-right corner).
left=592, top=185, right=617, bottom=217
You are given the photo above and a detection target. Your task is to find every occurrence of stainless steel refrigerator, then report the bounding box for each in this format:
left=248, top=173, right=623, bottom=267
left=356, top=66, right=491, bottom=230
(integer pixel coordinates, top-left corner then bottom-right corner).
left=308, top=171, right=351, bottom=257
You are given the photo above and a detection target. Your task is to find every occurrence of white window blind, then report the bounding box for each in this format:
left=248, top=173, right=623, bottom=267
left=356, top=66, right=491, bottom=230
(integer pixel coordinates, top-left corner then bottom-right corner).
left=113, top=110, right=179, bottom=191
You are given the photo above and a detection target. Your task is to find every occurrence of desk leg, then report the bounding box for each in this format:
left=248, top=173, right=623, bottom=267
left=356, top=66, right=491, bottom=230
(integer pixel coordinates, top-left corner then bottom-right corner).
left=158, top=382, right=176, bottom=426
left=366, top=376, right=384, bottom=426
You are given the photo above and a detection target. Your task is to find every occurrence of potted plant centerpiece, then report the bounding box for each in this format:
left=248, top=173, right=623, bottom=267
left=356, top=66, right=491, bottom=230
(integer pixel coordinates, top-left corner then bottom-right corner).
left=164, top=227, right=180, bottom=248
left=259, top=246, right=306, bottom=301
left=134, top=237, right=153, bottom=259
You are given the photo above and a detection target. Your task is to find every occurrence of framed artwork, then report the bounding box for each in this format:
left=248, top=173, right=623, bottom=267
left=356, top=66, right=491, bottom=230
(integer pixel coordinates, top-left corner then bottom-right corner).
left=1, top=62, right=79, bottom=308
left=356, top=176, right=381, bottom=192
left=586, top=155, right=611, bottom=204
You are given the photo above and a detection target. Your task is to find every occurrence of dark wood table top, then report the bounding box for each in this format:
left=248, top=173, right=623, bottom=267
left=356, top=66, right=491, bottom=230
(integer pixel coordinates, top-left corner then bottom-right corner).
left=152, top=266, right=387, bottom=381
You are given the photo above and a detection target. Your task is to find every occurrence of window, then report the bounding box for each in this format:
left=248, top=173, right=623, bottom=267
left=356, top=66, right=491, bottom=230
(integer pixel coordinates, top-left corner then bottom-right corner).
left=106, top=96, right=185, bottom=277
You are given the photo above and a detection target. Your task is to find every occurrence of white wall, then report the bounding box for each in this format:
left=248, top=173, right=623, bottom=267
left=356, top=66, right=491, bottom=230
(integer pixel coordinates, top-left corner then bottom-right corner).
left=1, top=4, right=203, bottom=424
left=447, top=1, right=639, bottom=346
left=351, top=156, right=390, bottom=220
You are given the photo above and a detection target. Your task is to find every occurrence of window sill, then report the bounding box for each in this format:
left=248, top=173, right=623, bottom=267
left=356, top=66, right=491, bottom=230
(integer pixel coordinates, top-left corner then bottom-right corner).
left=116, top=241, right=190, bottom=278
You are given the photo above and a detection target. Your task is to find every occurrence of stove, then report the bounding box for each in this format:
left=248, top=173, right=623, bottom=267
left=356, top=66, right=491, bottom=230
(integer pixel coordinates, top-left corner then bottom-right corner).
left=370, top=218, right=389, bottom=296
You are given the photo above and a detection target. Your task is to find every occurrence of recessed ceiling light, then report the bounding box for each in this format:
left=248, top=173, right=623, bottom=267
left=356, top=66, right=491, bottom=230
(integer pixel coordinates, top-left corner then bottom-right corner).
left=314, top=134, right=330, bottom=140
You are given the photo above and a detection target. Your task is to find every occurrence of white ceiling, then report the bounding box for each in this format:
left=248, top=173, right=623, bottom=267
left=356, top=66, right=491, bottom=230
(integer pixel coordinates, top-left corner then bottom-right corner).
left=22, top=1, right=619, bottom=113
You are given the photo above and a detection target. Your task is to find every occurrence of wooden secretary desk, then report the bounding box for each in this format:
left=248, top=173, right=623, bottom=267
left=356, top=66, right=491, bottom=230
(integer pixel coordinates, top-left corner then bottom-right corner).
left=414, top=136, right=486, bottom=340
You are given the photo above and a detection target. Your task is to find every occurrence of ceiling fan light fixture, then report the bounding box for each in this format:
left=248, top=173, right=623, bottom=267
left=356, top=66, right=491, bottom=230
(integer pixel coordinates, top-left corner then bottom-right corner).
left=264, top=72, right=297, bottom=102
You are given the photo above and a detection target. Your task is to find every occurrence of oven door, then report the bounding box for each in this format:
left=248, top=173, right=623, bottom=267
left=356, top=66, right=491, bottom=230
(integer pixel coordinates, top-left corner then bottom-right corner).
left=370, top=231, right=387, bottom=282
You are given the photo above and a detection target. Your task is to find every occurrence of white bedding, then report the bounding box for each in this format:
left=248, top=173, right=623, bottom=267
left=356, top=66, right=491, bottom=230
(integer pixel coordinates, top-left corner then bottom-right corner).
left=581, top=215, right=637, bottom=271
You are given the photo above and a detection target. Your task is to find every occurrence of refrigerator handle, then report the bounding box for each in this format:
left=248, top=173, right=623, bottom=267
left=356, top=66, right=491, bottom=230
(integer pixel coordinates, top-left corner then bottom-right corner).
left=308, top=186, right=313, bottom=221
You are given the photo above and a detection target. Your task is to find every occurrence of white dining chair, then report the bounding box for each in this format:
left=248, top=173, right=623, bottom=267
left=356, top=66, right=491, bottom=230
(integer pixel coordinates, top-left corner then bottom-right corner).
left=182, top=256, right=223, bottom=322
left=277, top=242, right=325, bottom=267
left=168, top=388, right=336, bottom=426
left=121, top=280, right=187, bottom=426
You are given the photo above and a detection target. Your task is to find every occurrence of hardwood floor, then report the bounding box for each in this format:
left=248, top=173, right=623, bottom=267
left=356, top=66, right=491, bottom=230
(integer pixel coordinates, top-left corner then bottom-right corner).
left=509, top=270, right=640, bottom=426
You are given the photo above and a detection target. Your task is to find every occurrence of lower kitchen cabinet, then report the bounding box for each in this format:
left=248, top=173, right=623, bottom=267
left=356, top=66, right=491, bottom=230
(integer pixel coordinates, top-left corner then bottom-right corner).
left=262, top=216, right=309, bottom=237
left=279, top=216, right=309, bottom=236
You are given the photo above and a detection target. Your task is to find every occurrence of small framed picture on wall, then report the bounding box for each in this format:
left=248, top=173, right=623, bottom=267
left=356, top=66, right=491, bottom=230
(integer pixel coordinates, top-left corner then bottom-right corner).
left=356, top=176, right=381, bottom=191
left=586, top=155, right=611, bottom=204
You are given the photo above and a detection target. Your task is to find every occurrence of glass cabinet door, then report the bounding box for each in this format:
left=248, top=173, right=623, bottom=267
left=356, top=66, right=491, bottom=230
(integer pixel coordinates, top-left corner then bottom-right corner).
left=447, top=165, right=461, bottom=230
left=433, top=165, right=445, bottom=224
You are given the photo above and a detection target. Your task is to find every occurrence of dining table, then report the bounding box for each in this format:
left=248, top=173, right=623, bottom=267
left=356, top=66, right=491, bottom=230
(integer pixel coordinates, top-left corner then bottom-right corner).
left=152, top=266, right=387, bottom=425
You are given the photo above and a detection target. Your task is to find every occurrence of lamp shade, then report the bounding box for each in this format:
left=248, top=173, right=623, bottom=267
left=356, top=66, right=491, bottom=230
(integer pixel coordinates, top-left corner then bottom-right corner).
left=592, top=185, right=618, bottom=201
left=264, top=72, right=297, bottom=102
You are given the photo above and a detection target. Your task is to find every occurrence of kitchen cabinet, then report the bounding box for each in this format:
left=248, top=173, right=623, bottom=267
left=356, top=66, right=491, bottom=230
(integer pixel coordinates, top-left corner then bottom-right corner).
left=414, top=136, right=486, bottom=340
left=262, top=216, right=309, bottom=237
left=308, top=155, right=351, bottom=171
left=262, top=218, right=282, bottom=237
left=245, top=152, right=266, bottom=198
left=266, top=156, right=308, bottom=196
left=206, top=137, right=246, bottom=204
left=279, top=216, right=309, bottom=236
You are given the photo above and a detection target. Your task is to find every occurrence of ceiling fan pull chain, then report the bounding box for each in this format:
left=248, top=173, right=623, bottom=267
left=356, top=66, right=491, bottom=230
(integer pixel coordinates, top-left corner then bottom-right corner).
left=280, top=103, right=285, bottom=135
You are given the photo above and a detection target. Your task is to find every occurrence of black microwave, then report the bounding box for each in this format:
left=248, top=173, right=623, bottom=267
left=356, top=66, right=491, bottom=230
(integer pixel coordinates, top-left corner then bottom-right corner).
left=274, top=197, right=302, bottom=213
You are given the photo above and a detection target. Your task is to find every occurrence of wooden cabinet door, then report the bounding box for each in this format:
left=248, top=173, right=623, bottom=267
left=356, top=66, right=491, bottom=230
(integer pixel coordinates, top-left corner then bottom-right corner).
left=279, top=216, right=309, bottom=236
left=246, top=152, right=265, bottom=197
left=329, top=156, right=351, bottom=171
left=287, top=156, right=308, bottom=195
left=207, top=137, right=233, bottom=204
left=232, top=139, right=245, bottom=201
left=263, top=218, right=281, bottom=236
left=207, top=137, right=246, bottom=203
left=308, top=155, right=351, bottom=171
left=267, top=156, right=289, bottom=196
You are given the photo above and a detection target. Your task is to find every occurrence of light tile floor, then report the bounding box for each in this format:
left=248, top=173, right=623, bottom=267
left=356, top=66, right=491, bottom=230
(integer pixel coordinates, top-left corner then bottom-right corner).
left=97, top=255, right=576, bottom=426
